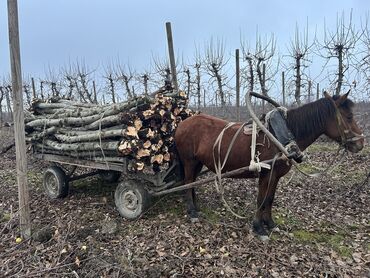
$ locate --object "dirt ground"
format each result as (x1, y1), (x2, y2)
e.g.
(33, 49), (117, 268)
(0, 126), (369, 277)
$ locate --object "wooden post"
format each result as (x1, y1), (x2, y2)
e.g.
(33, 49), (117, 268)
(316, 83), (320, 100)
(282, 71), (286, 106)
(40, 80), (44, 100)
(92, 80), (97, 103)
(308, 80), (312, 103)
(7, 0), (31, 239)
(235, 49), (240, 121)
(31, 77), (36, 99)
(165, 22), (178, 93)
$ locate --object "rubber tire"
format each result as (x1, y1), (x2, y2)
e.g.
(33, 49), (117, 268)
(98, 170), (121, 183)
(43, 166), (69, 199)
(114, 180), (151, 220)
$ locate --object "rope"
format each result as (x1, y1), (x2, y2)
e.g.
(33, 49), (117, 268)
(249, 121), (271, 172)
(294, 146), (347, 178)
(212, 122), (247, 219)
(212, 121), (270, 219)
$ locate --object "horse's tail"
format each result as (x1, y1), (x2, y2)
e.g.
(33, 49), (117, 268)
(172, 142), (185, 181)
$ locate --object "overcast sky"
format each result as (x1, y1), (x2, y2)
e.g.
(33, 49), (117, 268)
(1, 0), (369, 91)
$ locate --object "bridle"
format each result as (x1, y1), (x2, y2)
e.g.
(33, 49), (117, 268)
(332, 100), (364, 148)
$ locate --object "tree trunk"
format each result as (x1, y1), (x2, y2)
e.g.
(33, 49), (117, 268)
(336, 46), (344, 96)
(282, 71), (286, 106)
(294, 56), (302, 105)
(235, 49), (240, 121)
(195, 64), (201, 108)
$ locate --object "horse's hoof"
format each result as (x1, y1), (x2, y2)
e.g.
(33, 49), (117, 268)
(258, 235), (270, 242)
(190, 217), (199, 223)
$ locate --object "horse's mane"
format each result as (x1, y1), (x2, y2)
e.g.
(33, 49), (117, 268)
(286, 96), (354, 141)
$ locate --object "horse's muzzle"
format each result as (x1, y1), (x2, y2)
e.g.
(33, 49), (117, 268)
(345, 136), (365, 153)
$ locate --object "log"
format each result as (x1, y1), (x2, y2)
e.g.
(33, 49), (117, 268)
(42, 139), (119, 152)
(26, 126), (57, 142)
(54, 129), (123, 143)
(33, 146), (119, 159)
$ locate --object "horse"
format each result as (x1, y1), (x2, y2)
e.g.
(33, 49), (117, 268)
(174, 91), (364, 237)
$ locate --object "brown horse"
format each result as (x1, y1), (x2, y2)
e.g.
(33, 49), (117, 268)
(174, 92), (364, 237)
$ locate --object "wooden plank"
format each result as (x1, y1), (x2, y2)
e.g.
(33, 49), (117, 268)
(165, 22), (178, 92)
(152, 157), (283, 197)
(7, 0), (31, 239)
(35, 153), (126, 173)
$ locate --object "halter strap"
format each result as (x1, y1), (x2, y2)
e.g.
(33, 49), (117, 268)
(332, 100), (364, 146)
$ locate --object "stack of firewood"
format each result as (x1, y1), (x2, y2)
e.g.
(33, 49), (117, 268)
(25, 90), (195, 174)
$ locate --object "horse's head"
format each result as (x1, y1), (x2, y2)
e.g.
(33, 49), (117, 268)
(324, 91), (364, 153)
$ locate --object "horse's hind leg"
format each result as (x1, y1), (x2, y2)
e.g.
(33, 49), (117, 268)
(192, 163), (203, 212)
(183, 160), (203, 222)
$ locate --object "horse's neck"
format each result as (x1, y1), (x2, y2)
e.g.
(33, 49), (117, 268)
(286, 106), (328, 151)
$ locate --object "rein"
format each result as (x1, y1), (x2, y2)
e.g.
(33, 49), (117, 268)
(294, 145), (347, 178)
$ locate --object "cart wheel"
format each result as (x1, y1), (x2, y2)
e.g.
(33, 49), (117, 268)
(43, 166), (69, 199)
(98, 170), (121, 183)
(114, 180), (151, 219)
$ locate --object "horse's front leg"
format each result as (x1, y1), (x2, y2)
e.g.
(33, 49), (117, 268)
(253, 172), (279, 237)
(261, 176), (280, 231)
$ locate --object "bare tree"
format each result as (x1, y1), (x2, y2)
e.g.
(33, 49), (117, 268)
(253, 33), (277, 100)
(241, 44), (255, 93)
(241, 32), (278, 110)
(43, 67), (62, 98)
(4, 82), (13, 121)
(116, 64), (135, 100)
(288, 23), (314, 105)
(152, 55), (171, 89)
(318, 11), (360, 95)
(104, 63), (116, 103)
(357, 16), (370, 98)
(204, 38), (229, 108)
(141, 72), (150, 96)
(75, 62), (94, 103)
(39, 79), (44, 100)
(194, 49), (202, 108)
(23, 81), (32, 108)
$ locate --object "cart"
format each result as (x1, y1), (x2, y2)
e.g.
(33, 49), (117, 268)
(36, 152), (184, 220)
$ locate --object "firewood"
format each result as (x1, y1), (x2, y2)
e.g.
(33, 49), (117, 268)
(136, 149), (151, 158)
(134, 119), (143, 130)
(26, 89), (196, 174)
(143, 140), (151, 149)
(151, 154), (164, 164)
(163, 152), (171, 162)
(124, 126), (139, 138)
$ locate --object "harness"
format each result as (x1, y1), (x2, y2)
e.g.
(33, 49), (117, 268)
(332, 102), (364, 147)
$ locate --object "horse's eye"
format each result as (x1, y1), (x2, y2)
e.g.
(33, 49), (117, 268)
(347, 116), (353, 121)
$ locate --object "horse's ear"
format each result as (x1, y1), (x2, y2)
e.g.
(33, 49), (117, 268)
(323, 91), (331, 99)
(343, 89), (351, 99)
(335, 90), (351, 106)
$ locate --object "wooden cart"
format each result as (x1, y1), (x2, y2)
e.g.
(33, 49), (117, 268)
(36, 153), (183, 220)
